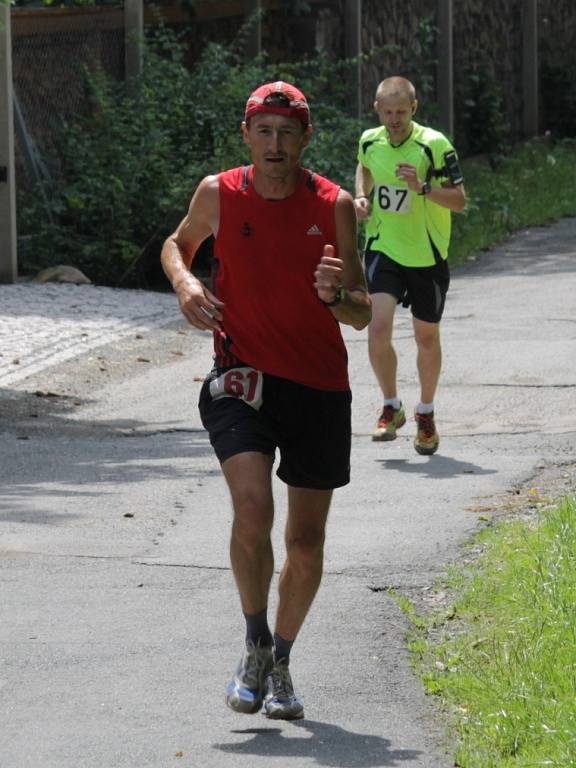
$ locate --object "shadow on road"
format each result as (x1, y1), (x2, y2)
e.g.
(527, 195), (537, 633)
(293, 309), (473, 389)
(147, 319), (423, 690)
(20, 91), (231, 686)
(455, 220), (576, 278)
(213, 719), (421, 766)
(0, 430), (217, 516)
(0, 506), (81, 525)
(377, 455), (496, 479)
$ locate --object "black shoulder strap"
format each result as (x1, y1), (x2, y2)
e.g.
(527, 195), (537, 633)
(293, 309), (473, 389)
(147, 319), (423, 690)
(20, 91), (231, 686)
(240, 165), (251, 191)
(305, 170), (317, 192)
(362, 138), (378, 155)
(415, 140), (436, 183)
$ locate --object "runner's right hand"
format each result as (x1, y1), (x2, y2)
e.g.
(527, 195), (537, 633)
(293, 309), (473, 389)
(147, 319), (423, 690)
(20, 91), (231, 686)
(353, 196), (371, 221)
(174, 276), (224, 331)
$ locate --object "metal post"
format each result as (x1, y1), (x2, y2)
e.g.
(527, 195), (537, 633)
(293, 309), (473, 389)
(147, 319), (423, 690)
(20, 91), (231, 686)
(437, 0), (454, 137)
(344, 0), (362, 118)
(522, 0), (539, 137)
(245, 0), (262, 59)
(124, 0), (143, 81)
(0, 5), (17, 283)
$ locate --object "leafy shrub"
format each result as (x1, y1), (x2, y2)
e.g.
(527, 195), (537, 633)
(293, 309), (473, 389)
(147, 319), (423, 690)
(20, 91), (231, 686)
(19, 26), (365, 286)
(411, 15), (439, 129)
(457, 64), (510, 158)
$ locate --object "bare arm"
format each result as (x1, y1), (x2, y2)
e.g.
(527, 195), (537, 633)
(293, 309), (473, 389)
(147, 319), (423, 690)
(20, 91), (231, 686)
(314, 189), (372, 331)
(396, 163), (467, 212)
(435, 180), (467, 212)
(160, 175), (224, 331)
(353, 163), (375, 221)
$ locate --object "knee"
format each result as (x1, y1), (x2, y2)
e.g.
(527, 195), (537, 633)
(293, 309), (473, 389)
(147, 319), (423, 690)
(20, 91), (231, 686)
(369, 319), (393, 346)
(415, 328), (440, 353)
(285, 528), (326, 571)
(232, 519), (271, 559)
(231, 491), (273, 550)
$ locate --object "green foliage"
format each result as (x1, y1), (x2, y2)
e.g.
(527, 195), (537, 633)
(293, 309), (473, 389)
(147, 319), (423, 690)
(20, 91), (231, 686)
(412, 15), (439, 128)
(19, 21), (576, 287)
(417, 496), (576, 766)
(19, 26), (363, 285)
(13, 0), (116, 7)
(457, 65), (509, 158)
(450, 138), (576, 266)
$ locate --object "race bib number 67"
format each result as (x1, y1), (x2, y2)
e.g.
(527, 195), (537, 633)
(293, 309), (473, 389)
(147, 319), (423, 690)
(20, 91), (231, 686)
(209, 366), (263, 411)
(376, 184), (411, 214)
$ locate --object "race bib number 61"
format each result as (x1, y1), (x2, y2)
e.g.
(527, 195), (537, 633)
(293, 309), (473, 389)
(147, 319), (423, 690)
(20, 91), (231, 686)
(376, 184), (411, 214)
(209, 366), (263, 411)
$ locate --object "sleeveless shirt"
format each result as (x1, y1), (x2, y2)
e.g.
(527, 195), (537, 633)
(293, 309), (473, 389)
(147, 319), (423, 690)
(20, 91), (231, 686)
(212, 165), (349, 391)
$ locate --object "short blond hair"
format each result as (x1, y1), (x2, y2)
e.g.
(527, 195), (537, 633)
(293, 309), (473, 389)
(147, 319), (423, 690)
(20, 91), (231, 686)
(375, 76), (416, 103)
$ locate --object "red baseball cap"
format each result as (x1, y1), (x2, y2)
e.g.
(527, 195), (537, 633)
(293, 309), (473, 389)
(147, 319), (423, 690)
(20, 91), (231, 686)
(245, 81), (311, 126)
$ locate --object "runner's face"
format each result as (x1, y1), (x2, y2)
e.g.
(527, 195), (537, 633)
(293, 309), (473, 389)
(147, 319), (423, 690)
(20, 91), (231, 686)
(374, 93), (416, 143)
(242, 113), (311, 179)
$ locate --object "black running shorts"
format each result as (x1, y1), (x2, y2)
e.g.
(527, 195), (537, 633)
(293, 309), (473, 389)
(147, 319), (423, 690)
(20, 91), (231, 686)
(364, 250), (450, 323)
(198, 365), (351, 489)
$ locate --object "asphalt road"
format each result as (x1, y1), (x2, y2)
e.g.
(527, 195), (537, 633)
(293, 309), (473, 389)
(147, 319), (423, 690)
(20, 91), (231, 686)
(1, 218), (575, 768)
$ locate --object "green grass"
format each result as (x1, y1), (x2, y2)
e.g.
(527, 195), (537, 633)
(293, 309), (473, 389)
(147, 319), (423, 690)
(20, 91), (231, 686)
(413, 496), (576, 766)
(450, 138), (576, 267)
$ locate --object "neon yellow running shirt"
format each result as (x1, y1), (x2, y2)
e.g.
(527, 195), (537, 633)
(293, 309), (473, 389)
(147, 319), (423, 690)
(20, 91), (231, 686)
(357, 121), (459, 267)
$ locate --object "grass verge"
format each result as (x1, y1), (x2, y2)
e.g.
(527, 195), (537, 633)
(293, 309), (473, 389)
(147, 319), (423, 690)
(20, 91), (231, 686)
(407, 494), (576, 767)
(450, 137), (576, 267)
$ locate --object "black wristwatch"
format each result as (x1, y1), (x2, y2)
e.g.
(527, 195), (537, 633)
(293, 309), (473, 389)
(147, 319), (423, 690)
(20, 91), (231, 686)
(418, 180), (431, 196)
(321, 286), (346, 307)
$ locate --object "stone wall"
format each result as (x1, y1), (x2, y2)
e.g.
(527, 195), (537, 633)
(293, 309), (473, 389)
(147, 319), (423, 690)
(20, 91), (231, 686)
(359, 0), (575, 145)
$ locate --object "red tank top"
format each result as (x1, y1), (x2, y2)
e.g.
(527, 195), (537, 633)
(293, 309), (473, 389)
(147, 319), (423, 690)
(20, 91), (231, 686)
(212, 165), (349, 391)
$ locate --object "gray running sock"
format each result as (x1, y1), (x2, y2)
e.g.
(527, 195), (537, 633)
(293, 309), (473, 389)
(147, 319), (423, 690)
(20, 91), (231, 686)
(273, 632), (294, 665)
(244, 608), (273, 648)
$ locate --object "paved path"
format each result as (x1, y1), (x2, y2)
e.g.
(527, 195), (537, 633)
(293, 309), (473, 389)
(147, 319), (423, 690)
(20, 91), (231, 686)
(0, 219), (575, 768)
(0, 283), (179, 386)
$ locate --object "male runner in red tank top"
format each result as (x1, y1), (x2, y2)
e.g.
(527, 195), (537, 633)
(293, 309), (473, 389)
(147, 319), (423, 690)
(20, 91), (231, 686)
(161, 81), (371, 720)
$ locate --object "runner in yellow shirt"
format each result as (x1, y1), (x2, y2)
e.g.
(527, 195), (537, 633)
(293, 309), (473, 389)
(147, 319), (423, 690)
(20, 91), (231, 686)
(355, 76), (466, 455)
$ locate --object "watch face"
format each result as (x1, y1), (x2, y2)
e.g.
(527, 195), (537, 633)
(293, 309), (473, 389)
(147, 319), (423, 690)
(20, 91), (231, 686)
(329, 289), (342, 305)
(324, 287), (344, 306)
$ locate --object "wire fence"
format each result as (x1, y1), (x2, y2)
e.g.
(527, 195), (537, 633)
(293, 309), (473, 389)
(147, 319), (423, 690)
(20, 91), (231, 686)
(13, 8), (125, 195)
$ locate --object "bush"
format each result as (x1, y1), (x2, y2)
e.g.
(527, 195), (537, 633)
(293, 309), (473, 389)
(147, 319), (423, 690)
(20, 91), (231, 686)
(19, 26), (365, 286)
(457, 64), (509, 158)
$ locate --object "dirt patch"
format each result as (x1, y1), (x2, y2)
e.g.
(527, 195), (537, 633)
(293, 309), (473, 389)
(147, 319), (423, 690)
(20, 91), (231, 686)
(0, 321), (207, 431)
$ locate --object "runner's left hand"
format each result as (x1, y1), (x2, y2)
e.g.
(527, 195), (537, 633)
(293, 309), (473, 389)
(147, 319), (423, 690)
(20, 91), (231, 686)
(396, 163), (422, 193)
(314, 244), (344, 304)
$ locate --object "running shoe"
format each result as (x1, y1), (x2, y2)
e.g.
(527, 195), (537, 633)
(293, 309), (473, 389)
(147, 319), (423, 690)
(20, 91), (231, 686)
(226, 641), (273, 714)
(372, 404), (406, 441)
(414, 410), (439, 455)
(263, 659), (304, 720)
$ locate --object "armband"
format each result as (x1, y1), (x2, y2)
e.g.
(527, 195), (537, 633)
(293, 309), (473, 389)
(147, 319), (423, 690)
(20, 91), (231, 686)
(443, 150), (464, 185)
